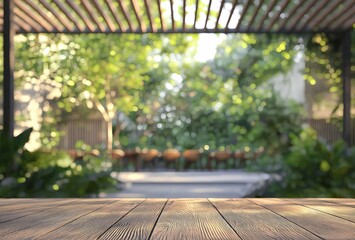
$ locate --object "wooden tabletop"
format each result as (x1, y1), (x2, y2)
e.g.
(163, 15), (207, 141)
(0, 198), (354, 239)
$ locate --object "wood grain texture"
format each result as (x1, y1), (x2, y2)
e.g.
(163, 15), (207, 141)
(210, 198), (320, 240)
(38, 199), (144, 240)
(251, 198), (355, 240)
(150, 199), (240, 240)
(0, 199), (113, 239)
(0, 199), (76, 223)
(99, 199), (166, 240)
(320, 198), (355, 208)
(286, 198), (355, 223)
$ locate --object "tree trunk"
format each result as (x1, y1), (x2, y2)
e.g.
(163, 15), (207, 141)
(113, 124), (121, 148)
(107, 119), (113, 151)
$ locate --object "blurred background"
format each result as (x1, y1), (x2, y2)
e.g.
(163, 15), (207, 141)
(1, 2), (354, 198)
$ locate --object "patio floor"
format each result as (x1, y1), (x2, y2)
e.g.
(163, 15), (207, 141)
(101, 170), (274, 198)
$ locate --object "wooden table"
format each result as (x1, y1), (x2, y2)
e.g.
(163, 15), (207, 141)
(0, 198), (354, 239)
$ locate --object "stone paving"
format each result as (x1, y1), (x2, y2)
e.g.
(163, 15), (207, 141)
(101, 170), (273, 198)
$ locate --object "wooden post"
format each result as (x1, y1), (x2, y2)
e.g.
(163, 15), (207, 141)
(3, 0), (15, 137)
(342, 30), (351, 145)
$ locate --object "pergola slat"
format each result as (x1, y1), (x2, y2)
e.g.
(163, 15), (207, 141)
(265, 0), (290, 31)
(255, 0), (278, 31)
(92, 0), (116, 32)
(130, 0), (146, 32)
(204, 0), (212, 29)
(39, 0), (74, 32)
(169, 0), (175, 31)
(329, 5), (355, 31)
(235, 0), (252, 31)
(296, 0), (330, 31)
(15, 0), (53, 32)
(81, 1), (106, 32)
(286, 0), (317, 31)
(318, 1), (354, 30)
(13, 15), (31, 32)
(193, 0), (199, 30)
(183, 0), (186, 31)
(224, 0), (238, 32)
(13, 7), (43, 32)
(144, 0), (156, 32)
(306, 0), (341, 31)
(66, 0), (95, 32)
(22, 0), (62, 32)
(247, 0), (265, 31)
(118, 0), (134, 32)
(215, 0), (225, 30)
(104, 0), (124, 32)
(277, 0), (305, 31)
(156, 0), (166, 32)
(53, 0), (83, 32)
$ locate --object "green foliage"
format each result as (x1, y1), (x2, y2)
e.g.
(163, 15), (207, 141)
(271, 128), (355, 197)
(0, 129), (118, 197)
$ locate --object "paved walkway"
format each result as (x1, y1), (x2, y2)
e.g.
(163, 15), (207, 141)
(101, 170), (273, 198)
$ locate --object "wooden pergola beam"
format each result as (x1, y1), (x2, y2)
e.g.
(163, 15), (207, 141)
(22, 0), (62, 32)
(16, 0), (53, 32)
(182, 0), (186, 31)
(224, 0), (238, 32)
(193, 0), (199, 30)
(329, 5), (355, 31)
(247, 0), (264, 31)
(318, 1), (354, 30)
(306, 0), (341, 31)
(3, 0), (15, 137)
(144, 0), (156, 32)
(157, 0), (166, 32)
(104, 0), (124, 32)
(81, 0), (106, 32)
(286, 0), (317, 31)
(92, 0), (116, 32)
(215, 0), (225, 30)
(118, 0), (133, 32)
(204, 0), (212, 29)
(53, 0), (83, 31)
(169, 0), (175, 31)
(39, 0), (74, 31)
(235, 0), (251, 31)
(13, 7), (42, 32)
(66, 0), (95, 32)
(278, 0), (305, 31)
(265, 0), (290, 31)
(130, 0), (146, 32)
(297, 0), (330, 31)
(342, 31), (351, 145)
(256, 0), (278, 31)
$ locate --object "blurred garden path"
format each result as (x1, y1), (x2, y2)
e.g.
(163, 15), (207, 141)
(100, 170), (274, 198)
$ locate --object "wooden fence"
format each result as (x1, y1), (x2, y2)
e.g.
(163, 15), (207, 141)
(57, 118), (355, 149)
(304, 118), (355, 145)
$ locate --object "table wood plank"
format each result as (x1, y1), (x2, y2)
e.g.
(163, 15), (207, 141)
(210, 198), (321, 240)
(150, 199), (240, 240)
(37, 199), (144, 239)
(320, 198), (355, 208)
(0, 199), (113, 239)
(99, 199), (167, 240)
(0, 199), (76, 223)
(286, 198), (355, 223)
(251, 198), (355, 240)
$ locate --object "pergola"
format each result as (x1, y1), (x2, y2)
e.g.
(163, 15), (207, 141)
(2, 0), (354, 144)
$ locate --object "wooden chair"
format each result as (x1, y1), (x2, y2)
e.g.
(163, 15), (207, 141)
(183, 149), (201, 170)
(140, 149), (160, 169)
(233, 150), (245, 168)
(208, 151), (231, 170)
(123, 149), (141, 171)
(162, 149), (181, 170)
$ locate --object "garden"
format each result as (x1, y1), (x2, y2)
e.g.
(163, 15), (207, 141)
(1, 31), (354, 198)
